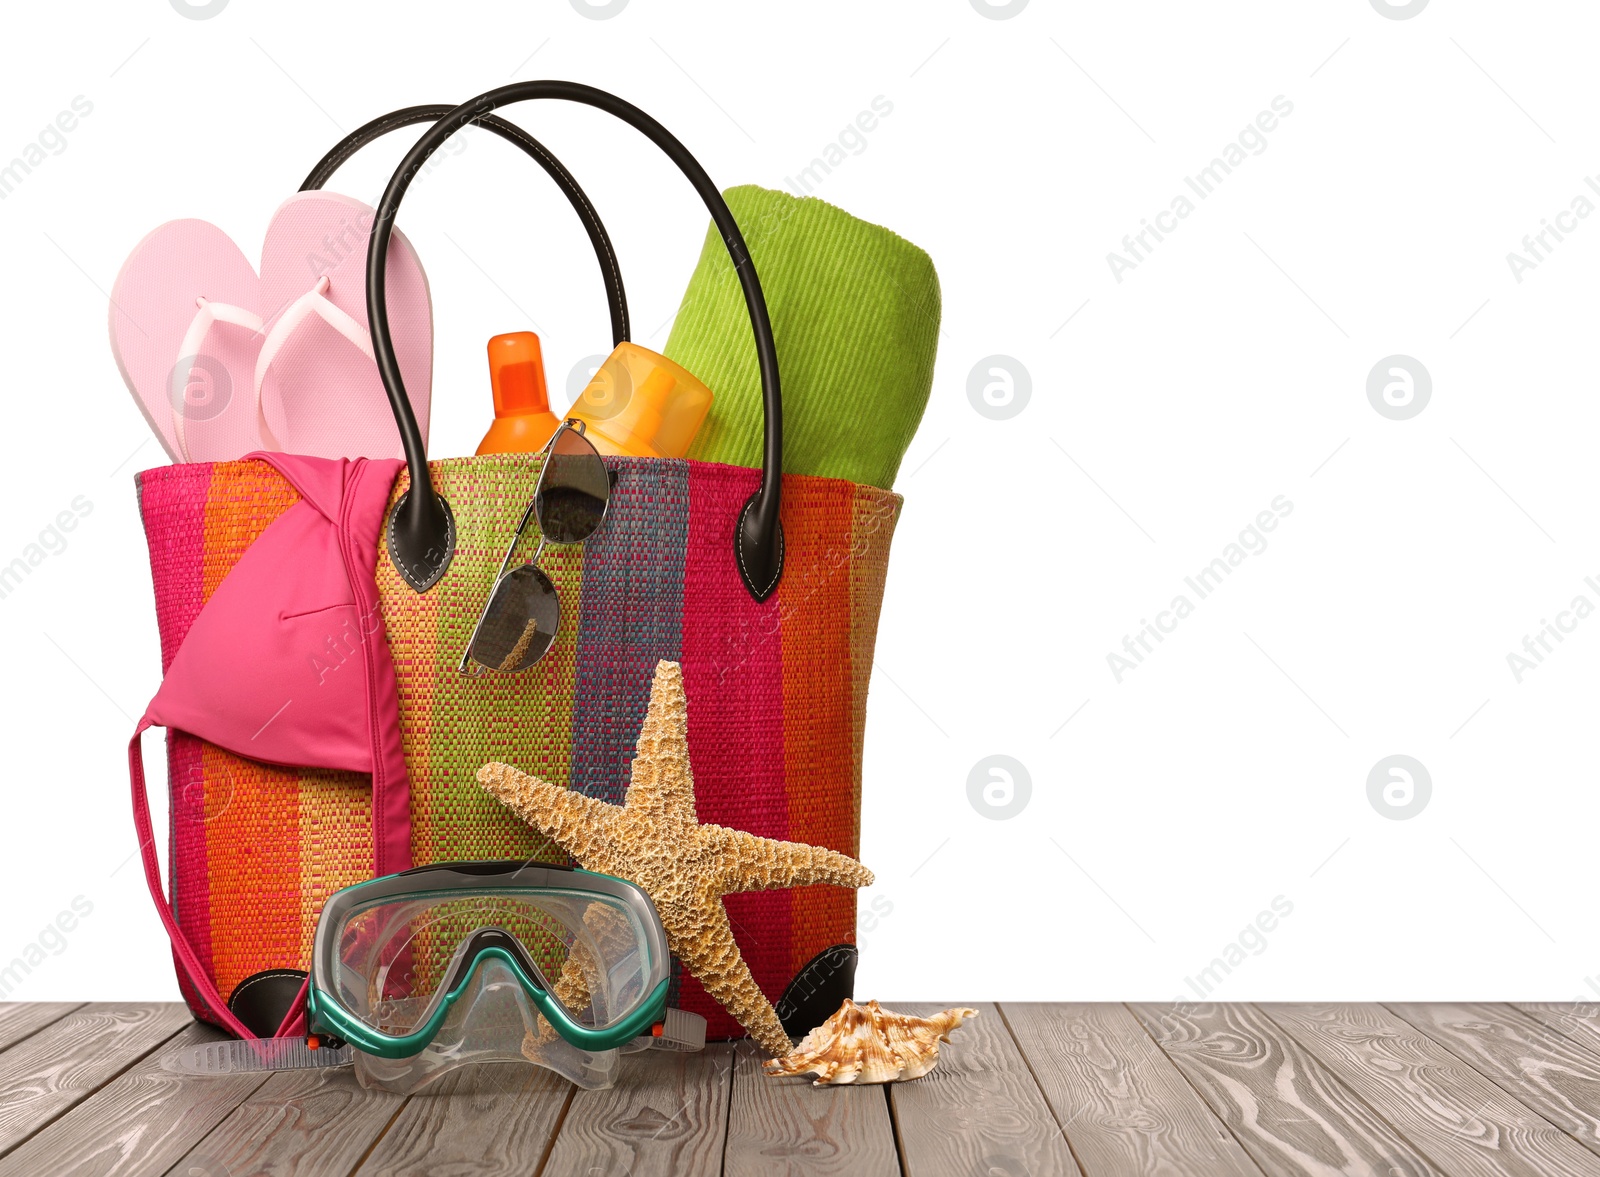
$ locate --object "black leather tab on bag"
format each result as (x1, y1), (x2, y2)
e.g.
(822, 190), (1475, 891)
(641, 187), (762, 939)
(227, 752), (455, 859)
(228, 968), (308, 1039)
(387, 489), (455, 592)
(736, 496), (784, 603)
(775, 944), (857, 1040)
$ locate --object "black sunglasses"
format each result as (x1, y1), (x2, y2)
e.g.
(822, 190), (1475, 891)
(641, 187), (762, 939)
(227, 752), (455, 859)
(459, 420), (611, 676)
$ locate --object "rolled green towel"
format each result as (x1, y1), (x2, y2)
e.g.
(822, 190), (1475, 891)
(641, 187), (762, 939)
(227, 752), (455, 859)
(666, 185), (940, 489)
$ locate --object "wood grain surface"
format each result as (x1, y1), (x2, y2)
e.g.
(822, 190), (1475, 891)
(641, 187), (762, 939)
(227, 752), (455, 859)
(1388, 1002), (1600, 1156)
(887, 1001), (1080, 1177)
(352, 1062), (571, 1176)
(0, 1004), (80, 1056)
(10, 1002), (1600, 1174)
(1131, 1002), (1441, 1176)
(0, 1021), (269, 1177)
(165, 1065), (407, 1177)
(1515, 1004), (1600, 1068)
(1001, 1002), (1259, 1177)
(543, 1044), (734, 1177)
(1263, 1002), (1600, 1177)
(724, 1040), (898, 1177)
(0, 1002), (190, 1156)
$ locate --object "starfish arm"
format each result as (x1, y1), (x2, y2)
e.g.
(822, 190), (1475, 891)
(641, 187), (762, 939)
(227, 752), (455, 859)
(477, 762), (613, 856)
(663, 894), (792, 1057)
(620, 661), (700, 825)
(702, 826), (875, 894)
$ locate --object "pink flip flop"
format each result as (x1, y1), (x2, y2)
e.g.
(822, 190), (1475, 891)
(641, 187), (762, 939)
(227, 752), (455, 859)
(109, 191), (432, 463)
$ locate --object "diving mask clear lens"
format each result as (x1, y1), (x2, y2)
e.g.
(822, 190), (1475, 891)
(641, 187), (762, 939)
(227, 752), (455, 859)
(351, 955), (621, 1093)
(308, 861), (673, 1090)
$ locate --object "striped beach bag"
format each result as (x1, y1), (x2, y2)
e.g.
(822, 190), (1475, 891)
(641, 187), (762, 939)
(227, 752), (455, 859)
(130, 84), (901, 1041)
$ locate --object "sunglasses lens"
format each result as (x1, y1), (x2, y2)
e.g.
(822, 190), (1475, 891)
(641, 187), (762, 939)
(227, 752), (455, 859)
(468, 564), (560, 673)
(536, 427), (609, 545)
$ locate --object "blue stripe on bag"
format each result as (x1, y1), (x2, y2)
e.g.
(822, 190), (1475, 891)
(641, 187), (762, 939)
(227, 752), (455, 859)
(566, 457), (692, 803)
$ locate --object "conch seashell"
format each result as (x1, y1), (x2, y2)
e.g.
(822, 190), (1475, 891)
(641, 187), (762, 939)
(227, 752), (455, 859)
(762, 999), (977, 1086)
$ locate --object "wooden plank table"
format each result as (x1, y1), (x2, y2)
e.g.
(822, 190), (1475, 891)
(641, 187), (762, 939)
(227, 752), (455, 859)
(6, 1003), (1600, 1175)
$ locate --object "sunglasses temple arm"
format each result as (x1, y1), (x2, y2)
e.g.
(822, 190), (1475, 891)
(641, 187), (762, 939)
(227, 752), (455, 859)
(484, 500), (540, 586)
(458, 517), (549, 677)
(459, 428), (579, 677)
(459, 523), (524, 676)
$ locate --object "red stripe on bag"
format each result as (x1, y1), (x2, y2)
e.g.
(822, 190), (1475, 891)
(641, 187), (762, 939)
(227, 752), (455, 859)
(678, 464), (791, 1038)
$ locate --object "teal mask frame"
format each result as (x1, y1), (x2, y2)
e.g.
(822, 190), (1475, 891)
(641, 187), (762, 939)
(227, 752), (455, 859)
(305, 860), (672, 1059)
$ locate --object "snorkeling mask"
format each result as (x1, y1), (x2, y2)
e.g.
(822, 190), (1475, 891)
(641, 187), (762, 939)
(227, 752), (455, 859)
(306, 860), (693, 1092)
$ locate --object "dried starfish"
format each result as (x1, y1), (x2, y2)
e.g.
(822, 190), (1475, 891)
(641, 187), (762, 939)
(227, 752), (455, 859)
(478, 659), (874, 1057)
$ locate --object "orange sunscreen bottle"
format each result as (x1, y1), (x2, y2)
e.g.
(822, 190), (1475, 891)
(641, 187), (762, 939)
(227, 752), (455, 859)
(476, 332), (562, 455)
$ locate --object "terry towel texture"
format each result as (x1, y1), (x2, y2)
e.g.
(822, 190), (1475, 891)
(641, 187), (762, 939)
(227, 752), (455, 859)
(666, 185), (940, 489)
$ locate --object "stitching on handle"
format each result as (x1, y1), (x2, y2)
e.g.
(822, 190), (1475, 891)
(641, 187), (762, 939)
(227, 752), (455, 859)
(229, 968), (307, 1005)
(387, 490), (456, 592)
(736, 497), (784, 600)
(491, 121), (629, 340)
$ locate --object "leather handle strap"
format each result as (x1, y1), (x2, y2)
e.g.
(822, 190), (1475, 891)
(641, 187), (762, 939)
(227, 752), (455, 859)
(302, 104), (629, 346)
(369, 82), (784, 601)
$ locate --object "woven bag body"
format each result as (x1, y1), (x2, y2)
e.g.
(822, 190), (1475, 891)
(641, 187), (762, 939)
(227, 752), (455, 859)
(138, 453), (899, 1038)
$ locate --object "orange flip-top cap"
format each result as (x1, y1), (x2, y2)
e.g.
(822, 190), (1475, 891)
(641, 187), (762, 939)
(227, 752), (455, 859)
(488, 331), (550, 415)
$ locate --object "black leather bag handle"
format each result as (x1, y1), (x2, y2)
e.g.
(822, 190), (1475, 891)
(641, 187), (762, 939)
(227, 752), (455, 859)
(368, 81), (784, 603)
(300, 104), (628, 346)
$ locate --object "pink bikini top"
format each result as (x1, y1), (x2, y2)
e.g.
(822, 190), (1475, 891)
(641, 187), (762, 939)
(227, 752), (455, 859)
(128, 452), (409, 1039)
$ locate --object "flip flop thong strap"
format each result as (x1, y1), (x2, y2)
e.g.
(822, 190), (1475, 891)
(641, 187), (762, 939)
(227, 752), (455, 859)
(172, 297), (265, 462)
(251, 276), (378, 453)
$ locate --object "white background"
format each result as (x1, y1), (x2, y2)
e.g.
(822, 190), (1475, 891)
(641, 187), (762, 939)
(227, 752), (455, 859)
(1, 0), (1595, 1005)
